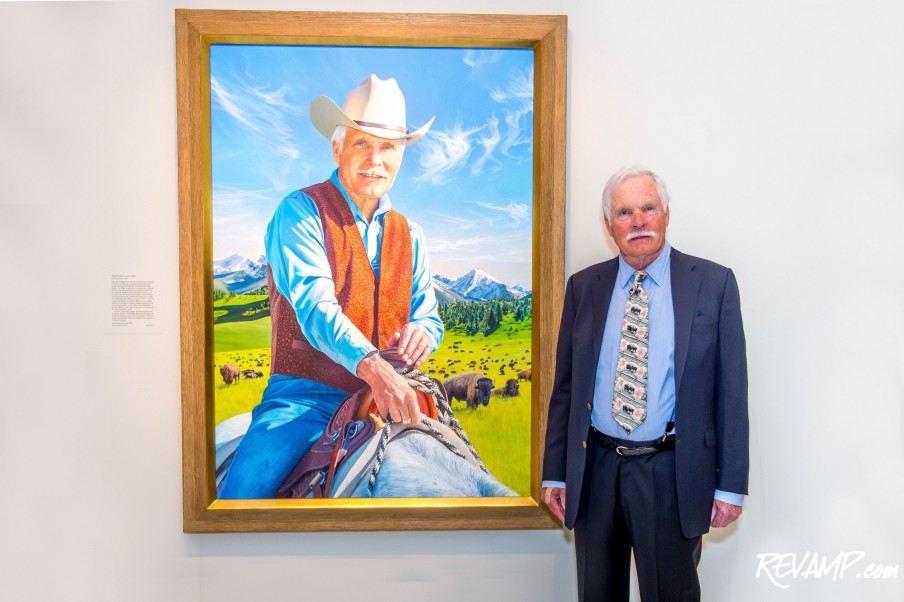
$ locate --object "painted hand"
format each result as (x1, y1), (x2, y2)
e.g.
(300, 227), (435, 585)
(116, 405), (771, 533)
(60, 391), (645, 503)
(388, 323), (433, 367)
(357, 351), (421, 424)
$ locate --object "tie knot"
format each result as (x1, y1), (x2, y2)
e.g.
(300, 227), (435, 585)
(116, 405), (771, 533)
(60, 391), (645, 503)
(631, 271), (647, 297)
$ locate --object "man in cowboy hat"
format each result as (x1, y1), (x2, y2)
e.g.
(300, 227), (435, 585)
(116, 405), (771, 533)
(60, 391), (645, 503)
(219, 75), (443, 499)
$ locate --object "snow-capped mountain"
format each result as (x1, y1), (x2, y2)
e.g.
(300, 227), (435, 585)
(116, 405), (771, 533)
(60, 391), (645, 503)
(431, 276), (473, 304)
(213, 253), (268, 278)
(213, 253), (268, 293)
(435, 268), (529, 302)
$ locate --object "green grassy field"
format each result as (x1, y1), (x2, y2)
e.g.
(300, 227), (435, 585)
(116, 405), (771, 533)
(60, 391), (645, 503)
(447, 384), (531, 495)
(214, 294), (269, 322)
(212, 304), (532, 495)
(214, 319), (272, 353)
(420, 313), (532, 495)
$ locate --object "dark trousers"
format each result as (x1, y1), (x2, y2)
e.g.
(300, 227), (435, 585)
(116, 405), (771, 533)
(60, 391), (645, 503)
(574, 440), (702, 602)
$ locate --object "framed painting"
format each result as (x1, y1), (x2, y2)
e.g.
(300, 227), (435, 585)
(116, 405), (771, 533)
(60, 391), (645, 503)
(176, 9), (566, 532)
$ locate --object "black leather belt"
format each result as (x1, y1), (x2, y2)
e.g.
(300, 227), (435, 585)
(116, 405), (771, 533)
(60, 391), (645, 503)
(589, 425), (676, 457)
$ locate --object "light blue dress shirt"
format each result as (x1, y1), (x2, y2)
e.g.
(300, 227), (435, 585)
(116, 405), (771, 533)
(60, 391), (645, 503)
(593, 243), (676, 440)
(265, 169), (444, 374)
(544, 243), (744, 506)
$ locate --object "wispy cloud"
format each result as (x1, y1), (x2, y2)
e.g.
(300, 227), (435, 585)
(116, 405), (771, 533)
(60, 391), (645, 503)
(429, 198), (530, 238)
(438, 214), (480, 230)
(463, 49), (502, 69)
(505, 108), (535, 157)
(212, 185), (274, 206)
(414, 66), (534, 182)
(429, 232), (529, 263)
(414, 123), (481, 185)
(488, 67), (534, 158)
(212, 185), (276, 259)
(489, 66), (534, 108)
(472, 199), (530, 227)
(210, 75), (303, 159)
(470, 116), (503, 174)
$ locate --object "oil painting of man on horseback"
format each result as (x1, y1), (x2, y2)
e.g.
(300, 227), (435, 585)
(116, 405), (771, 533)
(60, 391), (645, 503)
(209, 46), (535, 501)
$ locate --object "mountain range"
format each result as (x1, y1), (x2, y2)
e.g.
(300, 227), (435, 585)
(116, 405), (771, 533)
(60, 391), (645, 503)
(213, 253), (268, 294)
(212, 254), (530, 302)
(433, 268), (529, 304)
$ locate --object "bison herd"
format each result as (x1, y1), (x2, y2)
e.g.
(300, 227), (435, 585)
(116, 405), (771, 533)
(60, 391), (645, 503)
(442, 373), (525, 409)
(219, 363), (265, 385)
(217, 345), (529, 412)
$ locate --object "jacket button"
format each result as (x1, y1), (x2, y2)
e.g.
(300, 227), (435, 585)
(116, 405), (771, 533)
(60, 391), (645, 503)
(582, 440), (587, 448)
(587, 403), (592, 410)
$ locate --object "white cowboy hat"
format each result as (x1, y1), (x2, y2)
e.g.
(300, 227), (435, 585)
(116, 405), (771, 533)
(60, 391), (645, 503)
(310, 74), (434, 144)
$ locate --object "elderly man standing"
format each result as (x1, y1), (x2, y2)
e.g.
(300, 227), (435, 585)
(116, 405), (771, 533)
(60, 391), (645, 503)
(541, 166), (748, 601)
(219, 75), (443, 499)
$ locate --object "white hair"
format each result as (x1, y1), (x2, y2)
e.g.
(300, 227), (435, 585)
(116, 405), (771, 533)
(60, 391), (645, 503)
(331, 124), (406, 157)
(601, 166), (671, 220)
(331, 125), (348, 150)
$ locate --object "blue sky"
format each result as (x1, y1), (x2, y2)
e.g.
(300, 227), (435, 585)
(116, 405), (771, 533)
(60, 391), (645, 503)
(209, 44), (534, 288)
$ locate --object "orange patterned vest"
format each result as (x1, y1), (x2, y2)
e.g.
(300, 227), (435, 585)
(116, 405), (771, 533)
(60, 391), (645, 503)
(269, 180), (413, 393)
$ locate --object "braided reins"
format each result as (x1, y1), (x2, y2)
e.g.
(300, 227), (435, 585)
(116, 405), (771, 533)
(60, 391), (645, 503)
(365, 364), (487, 497)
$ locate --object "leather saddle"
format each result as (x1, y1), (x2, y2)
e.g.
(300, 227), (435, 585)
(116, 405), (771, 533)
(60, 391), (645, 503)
(275, 349), (440, 499)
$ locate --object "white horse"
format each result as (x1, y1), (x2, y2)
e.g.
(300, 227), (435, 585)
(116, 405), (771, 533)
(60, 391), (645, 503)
(352, 429), (516, 497)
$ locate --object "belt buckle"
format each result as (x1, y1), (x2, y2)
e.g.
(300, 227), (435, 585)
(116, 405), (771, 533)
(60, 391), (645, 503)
(616, 445), (654, 457)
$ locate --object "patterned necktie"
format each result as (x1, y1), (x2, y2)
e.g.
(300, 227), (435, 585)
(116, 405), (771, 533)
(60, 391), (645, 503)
(612, 271), (649, 433)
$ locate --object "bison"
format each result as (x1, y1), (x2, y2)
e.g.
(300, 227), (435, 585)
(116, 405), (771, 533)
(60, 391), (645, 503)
(220, 363), (241, 385)
(242, 369), (264, 379)
(492, 378), (520, 397)
(443, 372), (495, 409)
(517, 369), (532, 382)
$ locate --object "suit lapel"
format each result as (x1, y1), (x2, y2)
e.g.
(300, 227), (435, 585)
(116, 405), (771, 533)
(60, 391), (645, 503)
(670, 249), (700, 395)
(590, 259), (619, 370)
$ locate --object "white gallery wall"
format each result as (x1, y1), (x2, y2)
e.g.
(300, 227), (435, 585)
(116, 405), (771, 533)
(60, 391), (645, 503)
(1, 1), (901, 601)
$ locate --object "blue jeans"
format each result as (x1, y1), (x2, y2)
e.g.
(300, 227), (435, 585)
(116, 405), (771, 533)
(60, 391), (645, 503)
(218, 375), (347, 499)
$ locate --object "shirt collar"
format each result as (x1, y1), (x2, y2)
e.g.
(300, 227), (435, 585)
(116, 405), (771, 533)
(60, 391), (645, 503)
(617, 241), (671, 289)
(330, 169), (393, 222)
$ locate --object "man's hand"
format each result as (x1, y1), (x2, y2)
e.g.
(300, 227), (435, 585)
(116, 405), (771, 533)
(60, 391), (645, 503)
(388, 323), (433, 367)
(541, 486), (566, 523)
(710, 499), (743, 528)
(356, 351), (421, 424)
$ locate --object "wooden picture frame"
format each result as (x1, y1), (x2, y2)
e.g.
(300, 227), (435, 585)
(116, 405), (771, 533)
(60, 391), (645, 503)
(176, 9), (566, 533)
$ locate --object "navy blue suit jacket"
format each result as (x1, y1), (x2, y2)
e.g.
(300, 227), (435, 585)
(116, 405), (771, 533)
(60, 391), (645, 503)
(542, 248), (749, 537)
